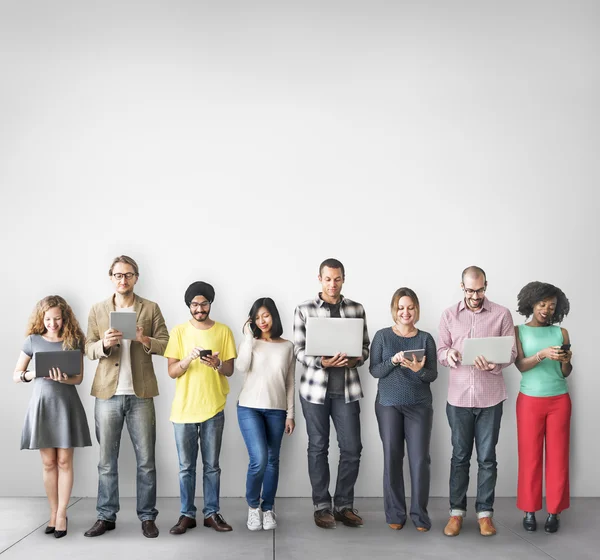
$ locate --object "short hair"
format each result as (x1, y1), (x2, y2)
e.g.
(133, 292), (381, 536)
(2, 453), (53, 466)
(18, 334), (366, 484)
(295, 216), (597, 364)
(319, 258), (345, 278)
(516, 281), (570, 324)
(109, 255), (139, 277)
(184, 281), (215, 307)
(462, 265), (487, 282)
(247, 297), (284, 339)
(390, 287), (420, 323)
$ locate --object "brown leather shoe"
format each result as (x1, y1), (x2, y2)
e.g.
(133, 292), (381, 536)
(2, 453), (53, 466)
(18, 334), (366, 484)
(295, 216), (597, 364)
(443, 515), (463, 537)
(314, 508), (337, 529)
(334, 508), (363, 527)
(84, 520), (116, 537)
(388, 523), (404, 530)
(203, 513), (232, 532)
(141, 520), (159, 538)
(170, 515), (197, 535)
(478, 517), (497, 536)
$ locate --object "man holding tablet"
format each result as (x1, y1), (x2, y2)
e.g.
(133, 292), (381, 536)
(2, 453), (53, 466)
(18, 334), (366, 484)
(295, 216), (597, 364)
(437, 266), (516, 538)
(84, 255), (169, 539)
(294, 258), (370, 529)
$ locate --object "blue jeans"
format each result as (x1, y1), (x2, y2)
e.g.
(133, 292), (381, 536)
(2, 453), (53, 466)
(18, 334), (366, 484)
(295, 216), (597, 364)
(94, 395), (157, 522)
(173, 411), (225, 518)
(300, 395), (362, 511)
(237, 405), (286, 511)
(446, 402), (503, 515)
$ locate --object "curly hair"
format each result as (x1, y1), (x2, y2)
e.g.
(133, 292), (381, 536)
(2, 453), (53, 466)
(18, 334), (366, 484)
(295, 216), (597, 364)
(26, 295), (85, 350)
(516, 281), (570, 324)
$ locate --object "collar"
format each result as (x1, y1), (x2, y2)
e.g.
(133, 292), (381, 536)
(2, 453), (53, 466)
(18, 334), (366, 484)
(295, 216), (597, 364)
(315, 293), (345, 308)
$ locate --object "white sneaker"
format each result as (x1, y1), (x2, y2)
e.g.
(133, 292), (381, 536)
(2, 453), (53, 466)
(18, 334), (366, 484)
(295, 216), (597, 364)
(247, 507), (262, 531)
(263, 510), (277, 530)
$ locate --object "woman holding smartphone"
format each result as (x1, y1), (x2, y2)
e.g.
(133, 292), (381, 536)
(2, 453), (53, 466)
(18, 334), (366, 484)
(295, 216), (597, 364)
(13, 295), (92, 539)
(236, 297), (295, 531)
(369, 288), (438, 532)
(514, 282), (572, 534)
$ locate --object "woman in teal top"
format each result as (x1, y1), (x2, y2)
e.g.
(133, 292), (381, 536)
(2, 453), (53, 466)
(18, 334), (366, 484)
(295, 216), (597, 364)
(514, 282), (572, 534)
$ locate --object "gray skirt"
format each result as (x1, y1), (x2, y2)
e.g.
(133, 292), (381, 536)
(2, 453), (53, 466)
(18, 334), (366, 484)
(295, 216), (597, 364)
(21, 378), (92, 449)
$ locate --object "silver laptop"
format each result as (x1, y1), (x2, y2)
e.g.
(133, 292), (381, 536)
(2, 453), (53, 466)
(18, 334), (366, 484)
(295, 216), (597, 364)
(461, 336), (514, 366)
(305, 317), (364, 357)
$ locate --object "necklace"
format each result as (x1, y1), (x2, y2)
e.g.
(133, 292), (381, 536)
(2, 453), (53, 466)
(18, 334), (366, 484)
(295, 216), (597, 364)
(393, 325), (417, 338)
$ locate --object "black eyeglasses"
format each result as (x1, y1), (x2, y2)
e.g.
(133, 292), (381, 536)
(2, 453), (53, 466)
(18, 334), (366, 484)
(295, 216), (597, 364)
(190, 301), (211, 310)
(112, 272), (137, 280)
(464, 287), (486, 296)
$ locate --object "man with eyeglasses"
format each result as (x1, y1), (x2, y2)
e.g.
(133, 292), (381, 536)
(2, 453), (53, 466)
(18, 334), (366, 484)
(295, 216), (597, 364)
(164, 281), (237, 534)
(437, 266), (516, 538)
(84, 255), (169, 539)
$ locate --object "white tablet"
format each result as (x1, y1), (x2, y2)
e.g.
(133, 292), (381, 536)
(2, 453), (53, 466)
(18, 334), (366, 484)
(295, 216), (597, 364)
(305, 317), (364, 357)
(109, 311), (137, 340)
(461, 336), (514, 366)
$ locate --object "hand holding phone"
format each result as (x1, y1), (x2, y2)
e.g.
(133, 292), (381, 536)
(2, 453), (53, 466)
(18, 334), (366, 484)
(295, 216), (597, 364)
(199, 349), (212, 358)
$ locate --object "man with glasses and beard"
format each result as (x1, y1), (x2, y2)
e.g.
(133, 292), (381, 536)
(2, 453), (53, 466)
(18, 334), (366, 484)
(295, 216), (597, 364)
(84, 255), (169, 539)
(164, 281), (237, 534)
(437, 266), (516, 538)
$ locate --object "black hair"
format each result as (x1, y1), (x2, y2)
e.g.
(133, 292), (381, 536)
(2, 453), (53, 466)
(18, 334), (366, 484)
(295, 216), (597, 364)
(516, 281), (570, 324)
(319, 258), (345, 278)
(184, 281), (215, 307)
(462, 265), (487, 282)
(247, 297), (283, 339)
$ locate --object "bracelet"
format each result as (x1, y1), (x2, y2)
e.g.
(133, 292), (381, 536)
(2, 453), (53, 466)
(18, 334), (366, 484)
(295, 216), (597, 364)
(20, 371), (31, 383)
(535, 351), (543, 363)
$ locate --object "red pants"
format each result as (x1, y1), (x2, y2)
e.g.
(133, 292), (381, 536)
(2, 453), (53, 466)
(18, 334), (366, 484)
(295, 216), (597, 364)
(516, 392), (571, 513)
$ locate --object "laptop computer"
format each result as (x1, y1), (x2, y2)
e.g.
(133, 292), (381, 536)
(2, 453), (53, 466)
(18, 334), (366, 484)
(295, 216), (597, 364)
(305, 317), (364, 357)
(35, 350), (83, 377)
(461, 336), (514, 366)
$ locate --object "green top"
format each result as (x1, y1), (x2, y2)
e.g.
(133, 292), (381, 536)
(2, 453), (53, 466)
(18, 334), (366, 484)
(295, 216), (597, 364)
(517, 324), (568, 397)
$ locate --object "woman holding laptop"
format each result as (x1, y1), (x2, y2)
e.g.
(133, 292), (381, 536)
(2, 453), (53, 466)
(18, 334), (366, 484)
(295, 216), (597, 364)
(13, 295), (91, 539)
(236, 297), (295, 531)
(369, 288), (438, 532)
(515, 282), (572, 534)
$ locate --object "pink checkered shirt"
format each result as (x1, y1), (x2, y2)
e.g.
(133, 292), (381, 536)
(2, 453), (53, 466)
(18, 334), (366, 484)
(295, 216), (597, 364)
(437, 297), (517, 408)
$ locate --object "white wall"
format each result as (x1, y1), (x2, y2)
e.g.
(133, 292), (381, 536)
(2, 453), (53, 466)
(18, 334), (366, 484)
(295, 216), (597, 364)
(1, 1), (598, 499)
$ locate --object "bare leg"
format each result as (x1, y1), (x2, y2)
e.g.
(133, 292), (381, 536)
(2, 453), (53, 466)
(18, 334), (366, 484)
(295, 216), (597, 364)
(56, 448), (74, 531)
(39, 449), (58, 527)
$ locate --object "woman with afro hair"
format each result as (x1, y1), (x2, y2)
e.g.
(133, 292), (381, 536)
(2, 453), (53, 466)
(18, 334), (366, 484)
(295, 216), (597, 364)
(514, 281), (572, 534)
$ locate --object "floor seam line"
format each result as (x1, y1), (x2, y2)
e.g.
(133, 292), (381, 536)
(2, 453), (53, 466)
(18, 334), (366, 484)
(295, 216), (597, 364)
(495, 520), (560, 560)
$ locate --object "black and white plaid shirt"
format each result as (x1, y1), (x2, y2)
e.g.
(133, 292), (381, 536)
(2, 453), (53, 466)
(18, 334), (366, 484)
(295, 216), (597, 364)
(293, 293), (370, 405)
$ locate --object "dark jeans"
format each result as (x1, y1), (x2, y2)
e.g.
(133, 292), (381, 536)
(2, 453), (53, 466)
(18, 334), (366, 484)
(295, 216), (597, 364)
(173, 411), (225, 518)
(237, 405), (286, 511)
(375, 401), (433, 528)
(300, 395), (362, 511)
(446, 401), (503, 515)
(94, 395), (157, 522)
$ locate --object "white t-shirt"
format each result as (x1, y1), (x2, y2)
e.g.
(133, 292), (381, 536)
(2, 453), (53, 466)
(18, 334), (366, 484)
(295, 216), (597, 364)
(114, 306), (135, 396)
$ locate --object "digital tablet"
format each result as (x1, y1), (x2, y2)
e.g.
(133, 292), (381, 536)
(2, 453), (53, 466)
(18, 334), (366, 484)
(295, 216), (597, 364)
(35, 350), (83, 377)
(305, 317), (364, 357)
(109, 311), (137, 340)
(462, 336), (514, 366)
(402, 349), (425, 361)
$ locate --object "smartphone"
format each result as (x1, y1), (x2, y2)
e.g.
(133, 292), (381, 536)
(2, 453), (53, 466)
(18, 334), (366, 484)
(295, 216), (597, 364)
(199, 349), (212, 358)
(560, 344), (571, 352)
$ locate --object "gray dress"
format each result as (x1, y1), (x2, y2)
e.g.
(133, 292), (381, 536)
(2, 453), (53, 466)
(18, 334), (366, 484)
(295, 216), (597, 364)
(20, 335), (92, 449)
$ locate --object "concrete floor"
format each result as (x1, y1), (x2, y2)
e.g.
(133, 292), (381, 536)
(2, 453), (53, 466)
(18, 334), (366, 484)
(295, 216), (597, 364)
(0, 497), (597, 559)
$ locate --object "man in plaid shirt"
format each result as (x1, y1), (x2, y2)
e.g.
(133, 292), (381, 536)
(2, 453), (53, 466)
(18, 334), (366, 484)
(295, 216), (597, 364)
(294, 258), (370, 529)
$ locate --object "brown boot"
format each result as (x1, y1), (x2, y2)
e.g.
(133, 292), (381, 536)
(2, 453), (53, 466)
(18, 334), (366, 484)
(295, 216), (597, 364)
(478, 517), (497, 536)
(443, 515), (463, 537)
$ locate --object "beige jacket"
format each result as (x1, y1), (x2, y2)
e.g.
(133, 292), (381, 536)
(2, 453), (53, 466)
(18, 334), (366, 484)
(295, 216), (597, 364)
(85, 294), (169, 399)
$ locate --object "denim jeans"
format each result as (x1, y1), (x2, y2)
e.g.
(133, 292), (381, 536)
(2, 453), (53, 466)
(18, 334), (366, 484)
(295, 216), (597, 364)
(300, 395), (362, 511)
(173, 410), (225, 518)
(237, 405), (286, 511)
(446, 401), (503, 515)
(94, 395), (157, 522)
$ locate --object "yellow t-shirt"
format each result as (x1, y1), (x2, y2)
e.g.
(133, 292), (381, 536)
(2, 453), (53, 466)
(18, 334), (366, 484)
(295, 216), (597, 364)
(165, 321), (237, 423)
